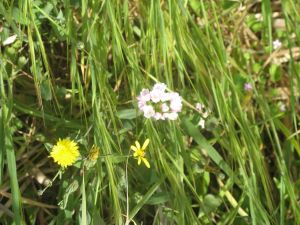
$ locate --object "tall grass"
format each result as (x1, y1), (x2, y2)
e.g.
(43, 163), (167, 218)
(0, 0), (299, 224)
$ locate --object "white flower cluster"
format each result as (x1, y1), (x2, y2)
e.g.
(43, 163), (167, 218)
(196, 103), (209, 129)
(273, 39), (282, 50)
(137, 83), (182, 120)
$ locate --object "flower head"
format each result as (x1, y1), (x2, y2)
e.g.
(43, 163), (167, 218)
(137, 89), (151, 102)
(161, 103), (169, 112)
(170, 98), (182, 112)
(130, 139), (150, 168)
(273, 39), (282, 50)
(142, 105), (155, 118)
(50, 138), (80, 168)
(137, 83), (182, 120)
(244, 83), (253, 91)
(198, 118), (205, 129)
(195, 102), (210, 129)
(195, 103), (204, 112)
(279, 102), (286, 112)
(154, 112), (163, 120)
(164, 112), (178, 120)
(150, 89), (162, 103)
(153, 83), (167, 92)
(88, 145), (100, 161)
(160, 92), (172, 102)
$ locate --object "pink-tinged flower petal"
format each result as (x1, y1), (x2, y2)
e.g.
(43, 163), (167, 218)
(154, 112), (163, 120)
(169, 92), (180, 101)
(160, 92), (172, 102)
(169, 112), (179, 120)
(143, 105), (155, 118)
(244, 83), (253, 91)
(170, 104), (182, 113)
(170, 98), (182, 112)
(164, 112), (178, 120)
(273, 39), (282, 50)
(138, 101), (146, 110)
(150, 89), (162, 103)
(161, 103), (169, 112)
(153, 83), (167, 92)
(138, 88), (151, 101)
(140, 88), (150, 95)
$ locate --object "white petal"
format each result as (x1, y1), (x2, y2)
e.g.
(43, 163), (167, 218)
(3, 35), (17, 46)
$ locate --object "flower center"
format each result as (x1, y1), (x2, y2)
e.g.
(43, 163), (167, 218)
(136, 149), (145, 157)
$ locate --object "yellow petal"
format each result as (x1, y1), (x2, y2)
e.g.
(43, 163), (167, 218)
(142, 158), (150, 168)
(133, 152), (138, 157)
(130, 145), (137, 152)
(138, 158), (141, 165)
(135, 141), (141, 149)
(142, 139), (150, 150)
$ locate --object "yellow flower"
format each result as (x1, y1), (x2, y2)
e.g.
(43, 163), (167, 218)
(130, 139), (150, 168)
(50, 138), (80, 168)
(88, 145), (100, 161)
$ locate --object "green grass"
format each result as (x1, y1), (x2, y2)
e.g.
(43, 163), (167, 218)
(0, 0), (300, 224)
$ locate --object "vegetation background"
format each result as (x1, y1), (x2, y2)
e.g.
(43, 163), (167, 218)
(0, 0), (300, 224)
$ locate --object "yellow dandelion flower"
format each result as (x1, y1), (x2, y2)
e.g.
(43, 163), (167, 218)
(130, 139), (150, 168)
(88, 145), (100, 161)
(50, 138), (80, 168)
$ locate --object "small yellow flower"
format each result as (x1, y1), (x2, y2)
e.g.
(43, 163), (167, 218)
(130, 139), (150, 168)
(88, 145), (100, 161)
(50, 138), (80, 168)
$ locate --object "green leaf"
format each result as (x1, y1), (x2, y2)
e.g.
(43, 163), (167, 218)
(189, 0), (201, 15)
(1, 105), (24, 224)
(116, 109), (140, 120)
(146, 192), (171, 205)
(203, 194), (222, 213)
(182, 118), (235, 179)
(129, 178), (164, 220)
(222, 0), (239, 10)
(41, 78), (52, 101)
(269, 64), (282, 82)
(12, 7), (28, 25)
